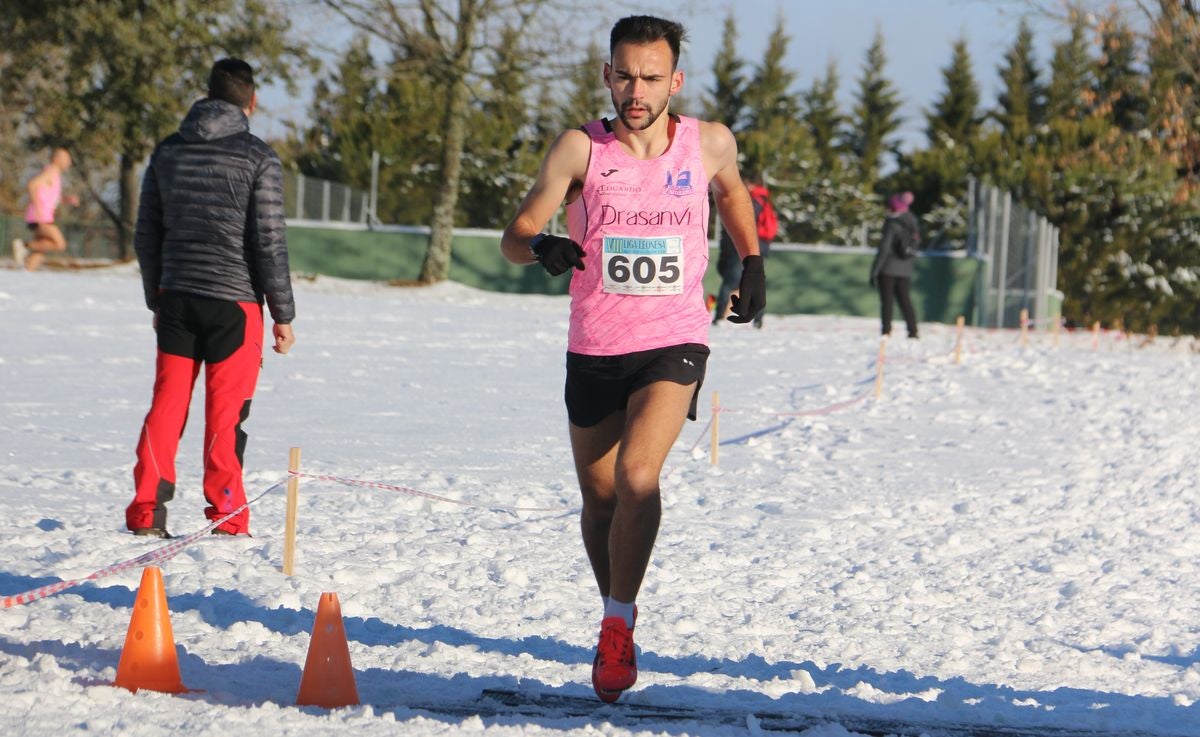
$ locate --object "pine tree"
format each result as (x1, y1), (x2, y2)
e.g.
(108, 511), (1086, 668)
(283, 37), (380, 184)
(558, 41), (607, 129)
(704, 12), (746, 130)
(849, 28), (903, 188)
(369, 52), (444, 226)
(743, 12), (801, 135)
(1094, 10), (1149, 132)
(740, 11), (806, 182)
(1046, 11), (1094, 121)
(925, 38), (982, 148)
(995, 18), (1045, 143)
(458, 26), (539, 229)
(803, 60), (845, 172)
(1146, 0), (1199, 189)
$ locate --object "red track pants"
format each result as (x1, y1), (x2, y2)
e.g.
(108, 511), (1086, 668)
(127, 292), (263, 534)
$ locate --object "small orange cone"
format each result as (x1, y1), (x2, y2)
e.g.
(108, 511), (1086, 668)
(295, 592), (359, 708)
(113, 566), (186, 694)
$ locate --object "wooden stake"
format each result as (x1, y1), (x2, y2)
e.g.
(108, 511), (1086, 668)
(874, 338), (887, 399)
(1019, 308), (1029, 347)
(710, 391), (719, 467)
(283, 447), (301, 576)
(1141, 324), (1158, 349)
(954, 315), (965, 364)
(1091, 321), (1101, 352)
(1052, 317), (1060, 348)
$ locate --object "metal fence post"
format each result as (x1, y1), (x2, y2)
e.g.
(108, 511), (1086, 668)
(369, 150), (380, 227)
(994, 191), (1012, 328)
(979, 185), (999, 327)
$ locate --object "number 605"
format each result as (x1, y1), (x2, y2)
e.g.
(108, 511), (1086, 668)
(607, 255), (680, 284)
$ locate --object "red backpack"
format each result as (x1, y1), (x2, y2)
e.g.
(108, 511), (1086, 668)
(749, 186), (778, 241)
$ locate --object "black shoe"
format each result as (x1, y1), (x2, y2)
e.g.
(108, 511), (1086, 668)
(132, 527), (171, 539)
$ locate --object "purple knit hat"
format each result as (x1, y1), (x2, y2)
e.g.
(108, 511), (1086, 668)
(887, 193), (910, 213)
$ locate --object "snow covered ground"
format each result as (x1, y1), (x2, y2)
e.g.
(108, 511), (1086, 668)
(0, 263), (1198, 736)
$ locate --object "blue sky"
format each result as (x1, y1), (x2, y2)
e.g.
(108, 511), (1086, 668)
(254, 0), (1066, 151)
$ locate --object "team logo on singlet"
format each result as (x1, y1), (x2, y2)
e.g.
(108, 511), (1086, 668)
(664, 168), (694, 197)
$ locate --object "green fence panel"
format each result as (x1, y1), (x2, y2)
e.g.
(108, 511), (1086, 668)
(287, 225), (984, 325)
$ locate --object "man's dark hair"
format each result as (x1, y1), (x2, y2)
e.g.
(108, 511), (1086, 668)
(609, 16), (686, 69)
(207, 58), (255, 109)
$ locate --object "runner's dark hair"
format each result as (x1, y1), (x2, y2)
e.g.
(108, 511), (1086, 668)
(609, 16), (686, 69)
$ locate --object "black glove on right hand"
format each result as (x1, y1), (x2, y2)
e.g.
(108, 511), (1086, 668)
(531, 234), (586, 276)
(727, 255), (766, 324)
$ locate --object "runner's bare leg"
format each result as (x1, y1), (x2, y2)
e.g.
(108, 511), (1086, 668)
(571, 380), (695, 603)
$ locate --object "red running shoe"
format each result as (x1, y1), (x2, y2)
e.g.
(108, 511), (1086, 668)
(591, 616), (637, 702)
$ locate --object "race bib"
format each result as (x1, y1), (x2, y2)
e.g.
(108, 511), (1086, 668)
(601, 235), (684, 295)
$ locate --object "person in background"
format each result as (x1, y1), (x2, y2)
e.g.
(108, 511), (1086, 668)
(13, 148), (79, 271)
(869, 191), (920, 339)
(126, 58), (296, 539)
(745, 175), (775, 328)
(712, 214), (746, 324)
(713, 174), (775, 328)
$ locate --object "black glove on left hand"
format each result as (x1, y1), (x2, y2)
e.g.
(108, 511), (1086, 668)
(530, 234), (586, 276)
(727, 255), (766, 324)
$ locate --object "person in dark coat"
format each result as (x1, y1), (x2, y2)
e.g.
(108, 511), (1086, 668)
(869, 191), (920, 339)
(713, 178), (770, 327)
(127, 58), (296, 538)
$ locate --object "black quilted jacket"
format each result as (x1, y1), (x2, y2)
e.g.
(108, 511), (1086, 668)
(870, 211), (918, 281)
(135, 98), (295, 324)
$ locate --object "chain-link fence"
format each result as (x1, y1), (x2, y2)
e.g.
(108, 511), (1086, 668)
(966, 179), (1062, 329)
(283, 170), (371, 225)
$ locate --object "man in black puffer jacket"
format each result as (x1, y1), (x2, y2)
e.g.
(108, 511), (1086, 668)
(127, 58), (296, 538)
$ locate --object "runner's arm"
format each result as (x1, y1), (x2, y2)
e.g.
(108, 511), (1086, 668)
(702, 121), (760, 261)
(501, 129), (590, 265)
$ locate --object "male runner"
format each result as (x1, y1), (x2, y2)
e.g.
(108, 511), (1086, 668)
(14, 148), (79, 271)
(500, 15), (765, 702)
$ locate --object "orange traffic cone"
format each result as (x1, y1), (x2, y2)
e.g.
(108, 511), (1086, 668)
(113, 566), (186, 694)
(295, 592), (359, 708)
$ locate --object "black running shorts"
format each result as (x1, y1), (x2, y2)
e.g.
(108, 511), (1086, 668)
(564, 343), (710, 428)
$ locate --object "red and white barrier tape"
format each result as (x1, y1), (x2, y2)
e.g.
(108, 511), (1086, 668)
(758, 389), (872, 417)
(289, 471), (564, 513)
(2, 480), (285, 609)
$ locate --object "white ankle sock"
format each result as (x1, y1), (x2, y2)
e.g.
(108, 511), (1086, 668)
(604, 597), (635, 629)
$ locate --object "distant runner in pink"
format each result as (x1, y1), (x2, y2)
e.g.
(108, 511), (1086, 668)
(24, 166), (61, 225)
(565, 116), (710, 355)
(16, 148), (76, 270)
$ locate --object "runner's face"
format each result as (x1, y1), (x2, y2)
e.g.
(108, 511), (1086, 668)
(604, 40), (681, 131)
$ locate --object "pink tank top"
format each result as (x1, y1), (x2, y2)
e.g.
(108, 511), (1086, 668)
(25, 168), (61, 225)
(565, 116), (710, 355)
